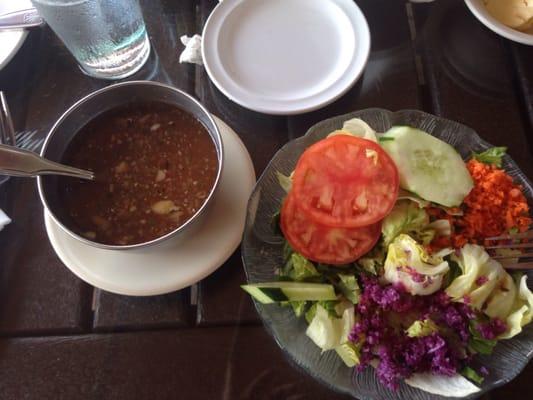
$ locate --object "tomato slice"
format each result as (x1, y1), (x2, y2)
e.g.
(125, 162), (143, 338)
(292, 135), (399, 228)
(280, 193), (381, 265)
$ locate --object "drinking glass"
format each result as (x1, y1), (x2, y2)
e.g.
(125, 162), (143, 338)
(31, 0), (151, 80)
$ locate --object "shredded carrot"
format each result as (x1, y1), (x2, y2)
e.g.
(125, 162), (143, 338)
(430, 159), (531, 249)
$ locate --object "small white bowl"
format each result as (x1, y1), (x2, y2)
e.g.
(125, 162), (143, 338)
(464, 0), (533, 46)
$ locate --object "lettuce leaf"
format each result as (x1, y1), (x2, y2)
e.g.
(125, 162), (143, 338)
(285, 253), (320, 281)
(406, 318), (439, 338)
(337, 273), (361, 304)
(498, 274), (533, 339)
(276, 171), (293, 193)
(327, 118), (378, 142)
(383, 234), (450, 295)
(382, 200), (429, 246)
(305, 304), (355, 351)
(472, 147), (507, 168)
(445, 245), (533, 339)
(460, 367), (484, 385)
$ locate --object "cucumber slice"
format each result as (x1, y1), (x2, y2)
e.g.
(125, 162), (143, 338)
(241, 282), (337, 304)
(381, 126), (473, 207)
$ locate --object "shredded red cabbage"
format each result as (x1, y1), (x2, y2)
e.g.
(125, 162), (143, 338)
(349, 276), (484, 390)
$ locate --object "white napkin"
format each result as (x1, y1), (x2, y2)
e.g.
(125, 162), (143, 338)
(178, 0), (223, 66)
(179, 34), (204, 65)
(0, 209), (11, 231)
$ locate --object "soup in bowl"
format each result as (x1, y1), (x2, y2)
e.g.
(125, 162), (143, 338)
(38, 81), (223, 250)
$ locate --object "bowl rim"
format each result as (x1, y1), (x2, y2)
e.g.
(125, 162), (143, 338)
(37, 80), (224, 251)
(464, 0), (533, 46)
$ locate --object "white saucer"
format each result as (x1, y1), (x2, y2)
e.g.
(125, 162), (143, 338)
(202, 0), (370, 115)
(0, 0), (31, 70)
(44, 117), (256, 296)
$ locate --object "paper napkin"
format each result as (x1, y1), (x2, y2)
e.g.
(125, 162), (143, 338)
(178, 0), (223, 66)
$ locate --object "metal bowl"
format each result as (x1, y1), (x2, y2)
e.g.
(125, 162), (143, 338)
(37, 81), (223, 251)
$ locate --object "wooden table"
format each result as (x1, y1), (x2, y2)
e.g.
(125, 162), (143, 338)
(0, 0), (532, 398)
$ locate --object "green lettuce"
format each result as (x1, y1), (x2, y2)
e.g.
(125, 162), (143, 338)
(498, 274), (533, 339)
(406, 318), (439, 338)
(446, 245), (533, 339)
(337, 274), (361, 304)
(382, 200), (429, 246)
(281, 253), (320, 281)
(381, 200), (451, 247)
(276, 171), (293, 193)
(460, 367), (484, 385)
(305, 304), (355, 351)
(472, 147), (507, 168)
(326, 117), (378, 142)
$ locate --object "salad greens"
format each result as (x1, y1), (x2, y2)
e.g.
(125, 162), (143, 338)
(472, 147), (507, 167)
(406, 318), (439, 338)
(384, 234), (450, 295)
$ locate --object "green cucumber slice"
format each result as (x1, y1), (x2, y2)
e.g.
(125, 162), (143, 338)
(241, 282), (337, 304)
(381, 126), (473, 207)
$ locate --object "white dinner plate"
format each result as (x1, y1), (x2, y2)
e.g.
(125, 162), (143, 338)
(202, 0), (370, 115)
(44, 117), (256, 296)
(0, 0), (32, 70)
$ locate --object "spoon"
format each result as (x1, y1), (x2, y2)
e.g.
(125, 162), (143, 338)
(0, 8), (44, 30)
(0, 144), (94, 180)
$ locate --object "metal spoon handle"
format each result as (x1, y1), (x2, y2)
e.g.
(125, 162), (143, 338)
(0, 144), (94, 180)
(0, 8), (44, 30)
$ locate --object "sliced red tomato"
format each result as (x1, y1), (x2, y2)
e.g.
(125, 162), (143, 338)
(280, 193), (381, 265)
(292, 135), (399, 228)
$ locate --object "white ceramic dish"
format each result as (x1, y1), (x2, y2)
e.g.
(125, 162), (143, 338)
(202, 0), (370, 115)
(0, 0), (32, 70)
(44, 116), (256, 296)
(464, 0), (533, 46)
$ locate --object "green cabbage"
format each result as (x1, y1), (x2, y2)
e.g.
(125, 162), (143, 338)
(383, 234), (450, 295)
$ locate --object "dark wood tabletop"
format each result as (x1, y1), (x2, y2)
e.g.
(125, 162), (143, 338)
(0, 0), (532, 399)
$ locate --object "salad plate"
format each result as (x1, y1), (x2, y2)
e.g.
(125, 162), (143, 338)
(241, 109), (533, 399)
(45, 116), (255, 296)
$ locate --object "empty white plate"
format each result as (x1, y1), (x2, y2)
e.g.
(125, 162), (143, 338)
(202, 0), (370, 115)
(44, 117), (256, 296)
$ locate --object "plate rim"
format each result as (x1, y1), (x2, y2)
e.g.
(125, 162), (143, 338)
(201, 0), (371, 115)
(0, 29), (28, 70)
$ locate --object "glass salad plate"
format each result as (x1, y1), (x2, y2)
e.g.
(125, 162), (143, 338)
(241, 109), (533, 400)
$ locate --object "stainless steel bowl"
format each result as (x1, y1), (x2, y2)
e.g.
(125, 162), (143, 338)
(37, 81), (223, 250)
